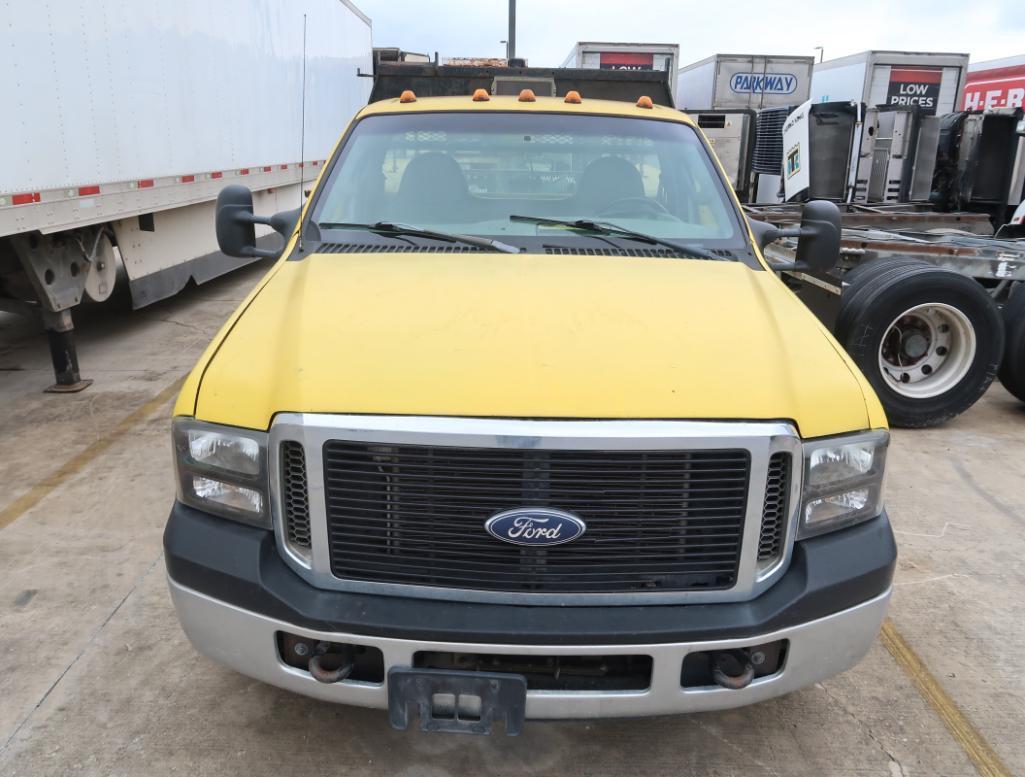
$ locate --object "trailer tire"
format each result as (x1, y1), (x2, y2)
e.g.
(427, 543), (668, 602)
(836, 266), (1004, 427)
(836, 259), (934, 336)
(841, 257), (933, 288)
(998, 284), (1025, 403)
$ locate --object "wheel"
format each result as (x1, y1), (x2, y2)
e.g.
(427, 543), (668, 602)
(998, 283), (1025, 403)
(835, 265), (1004, 427)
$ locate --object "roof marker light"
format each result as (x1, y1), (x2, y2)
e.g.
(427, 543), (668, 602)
(472, 88), (490, 102)
(518, 89), (536, 102)
(564, 90), (582, 104)
(399, 90), (417, 103)
(636, 95), (654, 109)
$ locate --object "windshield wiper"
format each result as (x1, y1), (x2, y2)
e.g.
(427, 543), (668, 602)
(318, 221), (521, 254)
(509, 215), (725, 261)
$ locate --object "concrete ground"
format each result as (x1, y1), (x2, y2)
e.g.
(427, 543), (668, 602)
(1, 261), (1023, 777)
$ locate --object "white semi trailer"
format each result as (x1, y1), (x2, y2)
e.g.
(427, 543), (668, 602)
(0, 0), (372, 390)
(677, 54), (814, 111)
(810, 50), (969, 116)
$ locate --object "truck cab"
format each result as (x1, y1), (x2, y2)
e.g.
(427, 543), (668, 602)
(164, 91), (895, 734)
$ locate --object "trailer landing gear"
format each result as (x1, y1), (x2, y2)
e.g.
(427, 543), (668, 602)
(41, 309), (92, 393)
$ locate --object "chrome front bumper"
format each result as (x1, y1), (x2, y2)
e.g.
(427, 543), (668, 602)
(167, 576), (891, 719)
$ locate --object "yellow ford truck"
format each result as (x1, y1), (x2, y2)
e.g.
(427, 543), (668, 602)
(164, 90), (896, 735)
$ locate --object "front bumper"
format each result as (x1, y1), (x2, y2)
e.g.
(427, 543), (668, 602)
(164, 502), (896, 718)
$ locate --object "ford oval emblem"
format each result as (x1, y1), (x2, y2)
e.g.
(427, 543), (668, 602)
(485, 508), (586, 547)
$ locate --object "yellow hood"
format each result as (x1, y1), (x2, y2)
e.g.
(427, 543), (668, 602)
(183, 251), (884, 438)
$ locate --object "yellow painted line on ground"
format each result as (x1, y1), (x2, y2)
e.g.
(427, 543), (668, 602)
(0, 376), (185, 531)
(881, 618), (1013, 777)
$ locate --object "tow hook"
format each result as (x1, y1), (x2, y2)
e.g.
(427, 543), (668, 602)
(710, 649), (755, 690)
(308, 642), (355, 684)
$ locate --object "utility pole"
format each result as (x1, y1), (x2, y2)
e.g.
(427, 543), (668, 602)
(507, 0), (516, 60)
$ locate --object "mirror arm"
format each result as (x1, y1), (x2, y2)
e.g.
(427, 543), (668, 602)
(761, 226), (813, 272)
(222, 205), (297, 258)
(238, 244), (280, 259)
(225, 206), (299, 238)
(769, 260), (809, 272)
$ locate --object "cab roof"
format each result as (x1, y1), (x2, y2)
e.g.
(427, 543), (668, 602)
(358, 94), (695, 125)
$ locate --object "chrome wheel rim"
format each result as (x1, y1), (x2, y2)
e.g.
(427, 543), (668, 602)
(877, 303), (976, 399)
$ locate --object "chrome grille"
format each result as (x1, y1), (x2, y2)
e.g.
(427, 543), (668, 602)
(321, 442), (751, 594)
(281, 441), (311, 549)
(758, 452), (790, 561)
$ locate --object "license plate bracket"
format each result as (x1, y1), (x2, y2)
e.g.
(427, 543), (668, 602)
(387, 667), (527, 735)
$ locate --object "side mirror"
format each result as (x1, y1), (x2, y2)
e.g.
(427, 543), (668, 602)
(756, 200), (842, 274)
(215, 185), (301, 258)
(793, 200), (842, 273)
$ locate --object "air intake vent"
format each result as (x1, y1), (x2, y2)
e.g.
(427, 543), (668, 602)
(544, 246), (734, 259)
(758, 452), (791, 561)
(313, 243), (731, 259)
(316, 243), (482, 253)
(752, 106), (792, 175)
(281, 441), (311, 551)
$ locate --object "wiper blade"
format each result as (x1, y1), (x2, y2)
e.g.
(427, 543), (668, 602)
(318, 221), (521, 254)
(509, 214), (724, 261)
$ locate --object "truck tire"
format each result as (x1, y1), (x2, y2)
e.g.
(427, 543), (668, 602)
(835, 265), (1004, 427)
(998, 283), (1025, 403)
(841, 257), (933, 288)
(835, 259), (934, 337)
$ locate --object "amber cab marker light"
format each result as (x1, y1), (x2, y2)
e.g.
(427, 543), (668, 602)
(472, 88), (490, 102)
(636, 95), (654, 109)
(564, 90), (582, 104)
(518, 88), (536, 102)
(399, 90), (417, 103)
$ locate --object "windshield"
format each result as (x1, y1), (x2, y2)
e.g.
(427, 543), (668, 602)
(310, 111), (746, 253)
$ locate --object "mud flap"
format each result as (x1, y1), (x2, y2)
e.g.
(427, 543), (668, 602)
(387, 668), (527, 735)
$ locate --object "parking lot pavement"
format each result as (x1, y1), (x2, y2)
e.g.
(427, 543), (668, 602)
(1, 263), (1022, 776)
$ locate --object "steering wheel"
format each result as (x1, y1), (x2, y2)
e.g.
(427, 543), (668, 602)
(596, 197), (674, 218)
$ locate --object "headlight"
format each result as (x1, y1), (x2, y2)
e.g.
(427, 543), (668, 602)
(798, 430), (888, 539)
(173, 418), (270, 528)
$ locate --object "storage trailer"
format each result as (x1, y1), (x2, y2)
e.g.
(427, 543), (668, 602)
(964, 54), (1025, 111)
(561, 42), (680, 101)
(811, 50), (969, 116)
(677, 54), (814, 111)
(0, 0), (372, 391)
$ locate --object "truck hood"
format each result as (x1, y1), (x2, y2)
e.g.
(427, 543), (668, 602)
(191, 251), (882, 438)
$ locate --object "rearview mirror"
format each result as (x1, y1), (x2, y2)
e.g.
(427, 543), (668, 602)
(755, 200), (842, 274)
(215, 185), (300, 258)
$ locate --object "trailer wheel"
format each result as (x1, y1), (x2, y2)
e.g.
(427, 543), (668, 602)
(836, 266), (1004, 427)
(998, 284), (1025, 403)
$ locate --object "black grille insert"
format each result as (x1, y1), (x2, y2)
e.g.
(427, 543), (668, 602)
(322, 442), (750, 594)
(415, 651), (652, 691)
(758, 452), (790, 561)
(281, 441), (311, 549)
